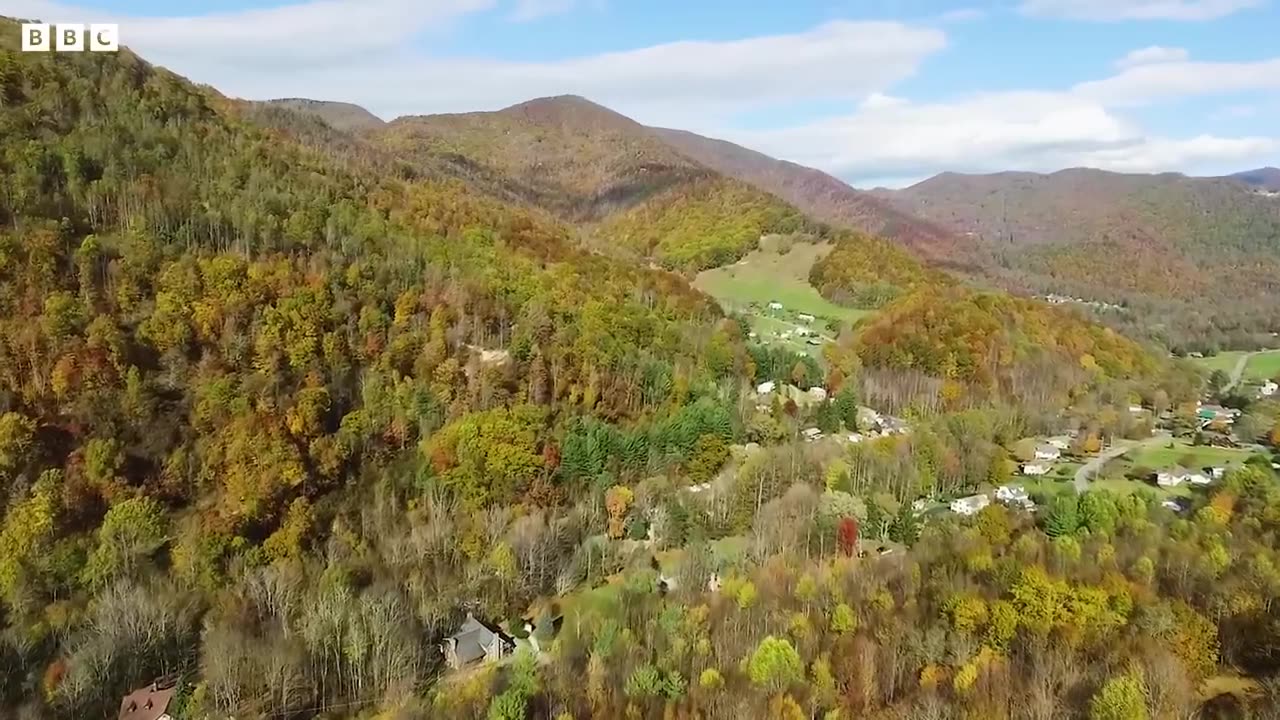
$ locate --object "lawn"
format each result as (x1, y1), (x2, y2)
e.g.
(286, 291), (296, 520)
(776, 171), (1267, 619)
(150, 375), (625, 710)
(1192, 349), (1280, 382)
(694, 240), (872, 359)
(1193, 351), (1247, 374)
(1128, 440), (1256, 470)
(1245, 350), (1280, 382)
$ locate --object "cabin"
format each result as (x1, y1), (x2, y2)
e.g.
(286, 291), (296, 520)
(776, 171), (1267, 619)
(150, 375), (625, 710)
(442, 613), (514, 670)
(950, 495), (990, 516)
(118, 679), (177, 720)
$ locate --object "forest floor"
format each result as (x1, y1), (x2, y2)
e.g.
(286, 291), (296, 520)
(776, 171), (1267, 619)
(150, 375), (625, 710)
(694, 239), (870, 358)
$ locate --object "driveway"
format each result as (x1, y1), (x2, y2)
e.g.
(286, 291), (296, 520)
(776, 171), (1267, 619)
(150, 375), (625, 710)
(1073, 431), (1172, 493)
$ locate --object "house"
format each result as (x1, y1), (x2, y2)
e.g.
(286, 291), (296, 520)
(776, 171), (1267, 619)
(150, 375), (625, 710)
(794, 327), (810, 337)
(856, 406), (881, 429)
(767, 301), (783, 311)
(846, 433), (864, 444)
(807, 338), (823, 346)
(809, 387), (828, 402)
(1046, 437), (1072, 451)
(1207, 466), (1227, 480)
(797, 313), (815, 323)
(1034, 444), (1062, 461)
(756, 380), (776, 395)
(1021, 462), (1051, 476)
(1129, 405), (1145, 414)
(802, 427), (823, 441)
(747, 331), (758, 339)
(1261, 380), (1278, 397)
(118, 679), (177, 720)
(1156, 467), (1210, 488)
(1198, 404), (1240, 426)
(996, 485), (1036, 510)
(442, 613), (514, 670)
(880, 416), (910, 435)
(950, 494), (991, 516)
(1161, 498), (1189, 513)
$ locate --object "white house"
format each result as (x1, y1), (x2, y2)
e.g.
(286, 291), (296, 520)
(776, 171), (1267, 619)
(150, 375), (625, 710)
(1021, 462), (1051, 476)
(809, 387), (828, 402)
(1209, 466), (1227, 480)
(1034, 444), (1062, 461)
(1129, 405), (1145, 414)
(797, 313), (815, 323)
(1157, 467), (1209, 488)
(767, 301), (783, 311)
(950, 494), (991, 516)
(794, 327), (810, 337)
(1261, 381), (1278, 397)
(756, 381), (776, 395)
(1046, 437), (1071, 451)
(846, 433), (864, 444)
(802, 427), (823, 441)
(996, 485), (1028, 502)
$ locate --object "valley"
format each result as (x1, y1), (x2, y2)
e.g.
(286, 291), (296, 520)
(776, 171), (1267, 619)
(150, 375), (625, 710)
(1, 13), (1279, 720)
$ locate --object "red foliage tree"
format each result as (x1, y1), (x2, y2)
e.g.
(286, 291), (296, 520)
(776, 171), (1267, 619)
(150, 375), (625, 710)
(837, 516), (859, 557)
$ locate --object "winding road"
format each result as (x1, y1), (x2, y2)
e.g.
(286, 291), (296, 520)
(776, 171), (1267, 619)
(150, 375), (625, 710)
(1073, 431), (1173, 494)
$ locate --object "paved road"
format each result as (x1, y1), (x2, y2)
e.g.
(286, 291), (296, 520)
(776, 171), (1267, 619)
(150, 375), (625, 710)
(1073, 431), (1173, 493)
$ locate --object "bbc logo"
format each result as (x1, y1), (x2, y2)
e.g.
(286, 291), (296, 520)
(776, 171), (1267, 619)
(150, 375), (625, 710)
(21, 23), (119, 52)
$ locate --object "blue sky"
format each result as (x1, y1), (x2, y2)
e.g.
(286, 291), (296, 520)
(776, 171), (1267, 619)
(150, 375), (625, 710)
(7, 0), (1280, 186)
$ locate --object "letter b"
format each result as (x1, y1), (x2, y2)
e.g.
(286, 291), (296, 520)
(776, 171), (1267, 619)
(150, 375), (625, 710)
(55, 24), (86, 52)
(21, 23), (51, 52)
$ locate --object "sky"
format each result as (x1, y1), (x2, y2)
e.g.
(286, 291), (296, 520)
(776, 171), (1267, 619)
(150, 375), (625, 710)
(4, 0), (1280, 187)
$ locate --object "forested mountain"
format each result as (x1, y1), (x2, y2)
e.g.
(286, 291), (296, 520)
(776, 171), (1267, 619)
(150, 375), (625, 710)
(5, 18), (1280, 720)
(651, 127), (969, 267)
(1229, 167), (1280, 192)
(260, 98), (387, 133)
(370, 96), (833, 272)
(878, 169), (1280, 352)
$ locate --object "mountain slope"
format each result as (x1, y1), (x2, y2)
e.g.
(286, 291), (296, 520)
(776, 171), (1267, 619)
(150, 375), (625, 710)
(370, 96), (838, 272)
(878, 168), (1280, 351)
(651, 127), (969, 266)
(261, 97), (387, 132)
(1229, 167), (1280, 192)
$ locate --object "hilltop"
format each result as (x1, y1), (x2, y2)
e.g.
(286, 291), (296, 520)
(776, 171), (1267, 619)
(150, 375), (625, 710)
(1228, 166), (1280, 192)
(260, 98), (387, 132)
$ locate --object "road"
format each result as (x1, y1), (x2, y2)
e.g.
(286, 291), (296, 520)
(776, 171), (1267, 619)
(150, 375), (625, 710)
(1223, 351), (1259, 393)
(1073, 431), (1172, 493)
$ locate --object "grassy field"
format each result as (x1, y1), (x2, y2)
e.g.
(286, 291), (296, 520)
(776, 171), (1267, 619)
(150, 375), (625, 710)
(1192, 349), (1280, 382)
(1128, 440), (1255, 470)
(1245, 350), (1280, 381)
(1194, 351), (1246, 373)
(694, 239), (872, 357)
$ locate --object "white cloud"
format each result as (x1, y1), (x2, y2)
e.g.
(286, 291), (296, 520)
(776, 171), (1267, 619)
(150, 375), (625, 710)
(6, 0), (496, 66)
(509, 0), (577, 21)
(717, 89), (1278, 187)
(1076, 56), (1280, 105)
(4, 3), (946, 126)
(1020, 0), (1264, 20)
(1115, 45), (1189, 69)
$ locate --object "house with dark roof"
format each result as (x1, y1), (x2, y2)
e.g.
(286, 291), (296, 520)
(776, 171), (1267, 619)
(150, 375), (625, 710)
(442, 613), (514, 670)
(118, 678), (177, 720)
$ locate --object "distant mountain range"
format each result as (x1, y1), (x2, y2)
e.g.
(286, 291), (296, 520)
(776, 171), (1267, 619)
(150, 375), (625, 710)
(254, 92), (1280, 350)
(1228, 167), (1280, 192)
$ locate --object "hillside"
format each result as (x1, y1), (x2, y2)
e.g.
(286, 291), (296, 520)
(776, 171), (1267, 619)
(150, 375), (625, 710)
(260, 98), (387, 132)
(879, 168), (1280, 351)
(368, 96), (839, 271)
(1229, 167), (1280, 192)
(9, 19), (1280, 720)
(652, 127), (970, 267)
